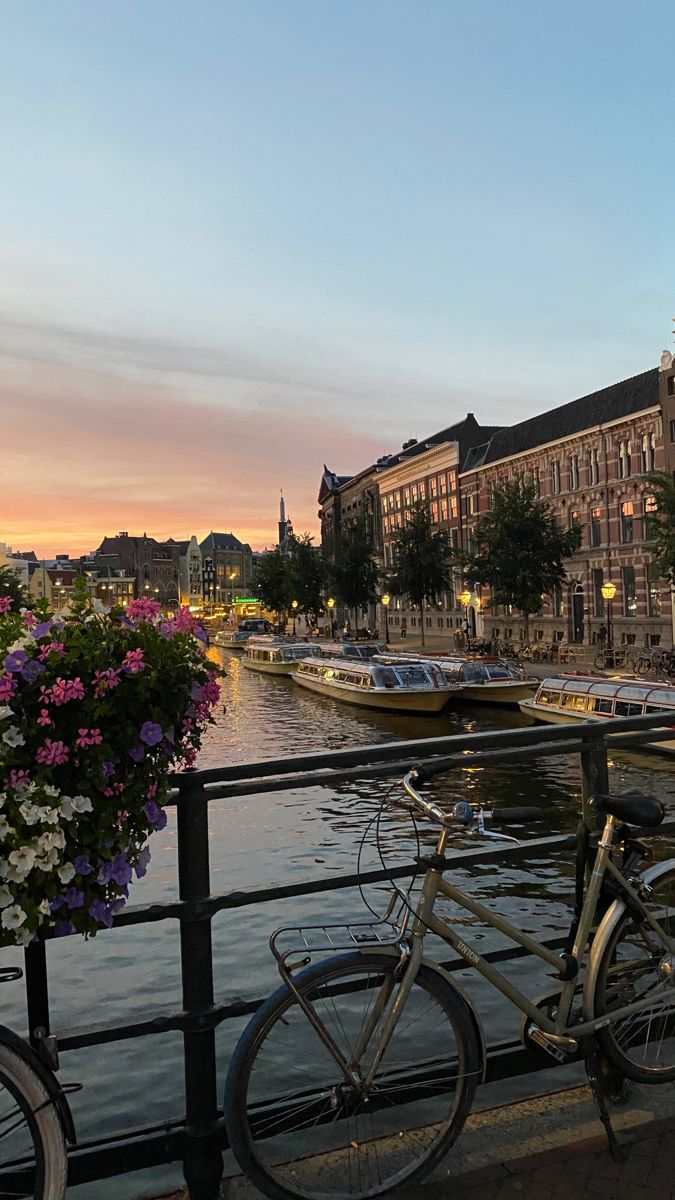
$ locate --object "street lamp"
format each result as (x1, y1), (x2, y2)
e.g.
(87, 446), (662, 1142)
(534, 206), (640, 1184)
(381, 593), (390, 644)
(326, 597), (336, 638)
(601, 580), (617, 649)
(291, 598), (298, 636)
(458, 589), (472, 608)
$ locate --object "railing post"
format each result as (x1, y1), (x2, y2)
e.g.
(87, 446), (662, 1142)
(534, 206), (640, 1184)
(24, 939), (50, 1049)
(177, 774), (223, 1200)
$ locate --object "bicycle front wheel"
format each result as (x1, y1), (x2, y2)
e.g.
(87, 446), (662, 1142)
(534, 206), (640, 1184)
(593, 863), (675, 1083)
(0, 1042), (68, 1199)
(593, 651), (606, 670)
(225, 951), (480, 1200)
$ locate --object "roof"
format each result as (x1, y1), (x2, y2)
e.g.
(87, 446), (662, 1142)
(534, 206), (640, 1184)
(482, 368), (658, 467)
(200, 532), (249, 553)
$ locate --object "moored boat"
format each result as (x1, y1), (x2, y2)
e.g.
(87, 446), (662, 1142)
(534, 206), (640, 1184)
(293, 657), (460, 713)
(318, 642), (388, 660)
(375, 653), (537, 706)
(519, 675), (675, 754)
(213, 629), (251, 650)
(242, 636), (322, 675)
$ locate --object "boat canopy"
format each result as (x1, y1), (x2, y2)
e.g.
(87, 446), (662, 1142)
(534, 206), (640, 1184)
(298, 658), (446, 690)
(535, 676), (675, 714)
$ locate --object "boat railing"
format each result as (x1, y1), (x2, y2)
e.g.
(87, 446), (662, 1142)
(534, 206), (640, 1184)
(18, 712), (675, 1199)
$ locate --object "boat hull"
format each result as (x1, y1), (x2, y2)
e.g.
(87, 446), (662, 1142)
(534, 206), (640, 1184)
(518, 699), (675, 754)
(294, 672), (451, 713)
(242, 659), (300, 675)
(454, 681), (537, 706)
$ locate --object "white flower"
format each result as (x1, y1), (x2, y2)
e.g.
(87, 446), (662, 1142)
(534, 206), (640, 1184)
(1, 904), (27, 930)
(0, 706), (13, 722)
(57, 863), (76, 884)
(37, 806), (59, 826)
(15, 927), (34, 946)
(42, 785), (60, 799)
(38, 899), (51, 915)
(0, 793), (5, 809)
(34, 849), (59, 870)
(35, 829), (65, 853)
(8, 846), (36, 876)
(2, 727), (25, 748)
(19, 802), (42, 826)
(59, 797), (76, 821)
(7, 636), (32, 653)
(71, 795), (93, 814)
(0, 816), (9, 840)
(0, 885), (13, 908)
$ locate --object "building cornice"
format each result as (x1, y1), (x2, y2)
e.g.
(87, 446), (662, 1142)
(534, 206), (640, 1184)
(377, 441), (460, 489)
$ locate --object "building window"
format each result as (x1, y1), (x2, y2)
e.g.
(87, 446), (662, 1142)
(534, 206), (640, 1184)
(569, 509), (581, 536)
(531, 467), (539, 497)
(462, 494), (474, 518)
(620, 500), (634, 543)
(588, 447), (600, 486)
(618, 441), (632, 479)
(590, 506), (602, 548)
(448, 469), (457, 491)
(430, 500), (439, 524)
(450, 495), (458, 519)
(551, 460), (561, 494)
(568, 455), (579, 490)
(403, 487), (410, 506)
(644, 494), (657, 541)
(430, 477), (438, 498)
(592, 568), (604, 618)
(410, 484), (418, 503)
(438, 474), (447, 496)
(640, 432), (655, 474)
(553, 586), (563, 617)
(647, 562), (661, 617)
(440, 498), (449, 522)
(419, 481), (426, 499)
(670, 419), (675, 443)
(669, 377), (675, 397)
(623, 566), (637, 617)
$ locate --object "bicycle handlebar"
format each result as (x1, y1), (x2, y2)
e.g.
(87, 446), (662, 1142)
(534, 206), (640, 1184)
(403, 771), (543, 831)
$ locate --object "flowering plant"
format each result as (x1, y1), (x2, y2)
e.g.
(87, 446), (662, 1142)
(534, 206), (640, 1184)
(0, 591), (220, 946)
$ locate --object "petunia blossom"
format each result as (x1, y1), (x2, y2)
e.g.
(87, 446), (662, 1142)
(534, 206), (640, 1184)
(139, 721), (162, 746)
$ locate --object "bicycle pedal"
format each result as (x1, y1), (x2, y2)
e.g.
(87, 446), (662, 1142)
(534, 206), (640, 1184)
(527, 1026), (578, 1063)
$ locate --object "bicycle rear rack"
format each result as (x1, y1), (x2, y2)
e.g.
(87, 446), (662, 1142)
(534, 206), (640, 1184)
(270, 910), (405, 979)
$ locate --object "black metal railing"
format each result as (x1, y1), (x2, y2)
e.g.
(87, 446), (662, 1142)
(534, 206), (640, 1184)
(17, 713), (675, 1199)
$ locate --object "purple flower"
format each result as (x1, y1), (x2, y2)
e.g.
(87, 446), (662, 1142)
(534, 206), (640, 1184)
(110, 854), (132, 887)
(50, 896), (65, 911)
(139, 721), (163, 747)
(20, 659), (45, 683)
(129, 745), (145, 763)
(135, 846), (151, 878)
(74, 854), (92, 875)
(109, 897), (127, 915)
(144, 800), (167, 830)
(32, 621), (53, 639)
(97, 861), (114, 885)
(194, 625), (207, 643)
(4, 650), (28, 673)
(54, 921), (75, 937)
(89, 899), (113, 928)
(102, 761), (116, 779)
(63, 887), (84, 910)
(190, 682), (201, 700)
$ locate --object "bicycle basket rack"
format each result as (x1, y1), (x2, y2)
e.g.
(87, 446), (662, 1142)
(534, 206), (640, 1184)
(270, 905), (406, 981)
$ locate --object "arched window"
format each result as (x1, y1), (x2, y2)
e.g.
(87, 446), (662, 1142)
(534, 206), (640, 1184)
(620, 500), (634, 543)
(588, 447), (599, 486)
(644, 494), (658, 541)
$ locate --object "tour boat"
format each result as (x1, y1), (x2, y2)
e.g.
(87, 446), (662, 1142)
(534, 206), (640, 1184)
(293, 657), (460, 713)
(213, 629), (251, 650)
(242, 636), (322, 676)
(318, 642), (388, 660)
(519, 676), (675, 754)
(375, 653), (538, 706)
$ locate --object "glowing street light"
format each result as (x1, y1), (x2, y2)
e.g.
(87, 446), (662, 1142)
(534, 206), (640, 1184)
(458, 589), (472, 608)
(381, 593), (390, 644)
(601, 580), (617, 648)
(291, 598), (298, 636)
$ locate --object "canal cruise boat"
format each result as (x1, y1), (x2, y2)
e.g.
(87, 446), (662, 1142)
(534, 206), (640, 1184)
(375, 654), (537, 707)
(318, 642), (388, 660)
(293, 657), (460, 714)
(242, 636), (322, 676)
(519, 675), (675, 754)
(213, 629), (251, 650)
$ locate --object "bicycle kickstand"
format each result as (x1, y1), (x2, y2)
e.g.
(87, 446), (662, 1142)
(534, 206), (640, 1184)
(582, 1037), (629, 1165)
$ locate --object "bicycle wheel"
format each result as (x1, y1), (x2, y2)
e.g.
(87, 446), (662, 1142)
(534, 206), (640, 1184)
(592, 863), (675, 1083)
(225, 951), (480, 1200)
(636, 655), (652, 677)
(0, 1042), (67, 1199)
(593, 651), (606, 670)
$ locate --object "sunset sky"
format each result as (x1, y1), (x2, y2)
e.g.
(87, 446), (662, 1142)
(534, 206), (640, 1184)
(2, 1), (673, 557)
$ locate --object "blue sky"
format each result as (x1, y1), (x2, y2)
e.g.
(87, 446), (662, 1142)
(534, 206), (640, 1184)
(1, 1), (673, 552)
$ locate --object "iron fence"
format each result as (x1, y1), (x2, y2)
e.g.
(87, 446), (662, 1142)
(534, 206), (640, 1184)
(15, 713), (675, 1199)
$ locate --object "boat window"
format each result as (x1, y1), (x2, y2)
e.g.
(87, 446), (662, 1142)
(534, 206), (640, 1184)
(485, 665), (511, 680)
(461, 664), (486, 682)
(538, 689), (561, 705)
(591, 698), (614, 715)
(614, 701), (644, 716)
(372, 667), (398, 688)
(561, 693), (588, 711)
(395, 665), (431, 687)
(645, 703), (670, 713)
(440, 665), (461, 681)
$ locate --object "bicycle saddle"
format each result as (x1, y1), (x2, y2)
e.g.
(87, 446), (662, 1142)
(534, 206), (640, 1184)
(589, 792), (665, 828)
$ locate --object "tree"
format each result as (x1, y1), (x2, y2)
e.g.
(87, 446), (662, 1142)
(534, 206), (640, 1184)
(329, 512), (379, 630)
(465, 478), (580, 639)
(389, 500), (455, 647)
(253, 549), (292, 623)
(0, 565), (29, 607)
(287, 534), (326, 619)
(644, 471), (675, 581)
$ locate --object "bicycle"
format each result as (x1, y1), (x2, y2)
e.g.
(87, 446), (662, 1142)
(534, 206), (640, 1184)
(0, 965), (72, 1199)
(224, 766), (675, 1200)
(593, 647), (637, 672)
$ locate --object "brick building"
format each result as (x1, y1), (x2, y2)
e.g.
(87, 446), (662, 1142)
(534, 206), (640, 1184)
(94, 533), (180, 605)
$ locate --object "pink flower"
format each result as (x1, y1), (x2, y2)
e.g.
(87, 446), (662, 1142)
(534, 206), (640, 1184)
(0, 674), (17, 701)
(115, 809), (129, 828)
(5, 769), (30, 790)
(36, 738), (70, 766)
(22, 610), (36, 629)
(121, 648), (145, 674)
(38, 642), (65, 662)
(92, 667), (121, 696)
(75, 727), (103, 748)
(0, 597), (13, 614)
(182, 746), (197, 767)
(48, 676), (85, 706)
(127, 598), (161, 622)
(146, 780), (158, 799)
(37, 708), (53, 726)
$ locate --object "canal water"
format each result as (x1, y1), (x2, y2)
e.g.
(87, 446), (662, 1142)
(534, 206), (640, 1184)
(4, 647), (675, 1198)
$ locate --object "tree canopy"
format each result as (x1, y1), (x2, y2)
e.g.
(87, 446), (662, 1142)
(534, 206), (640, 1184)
(466, 479), (580, 630)
(644, 471), (675, 581)
(328, 512), (379, 622)
(0, 565), (30, 607)
(287, 534), (326, 617)
(253, 548), (293, 618)
(390, 500), (454, 645)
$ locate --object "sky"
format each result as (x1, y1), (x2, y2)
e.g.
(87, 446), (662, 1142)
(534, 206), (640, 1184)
(2, 0), (673, 557)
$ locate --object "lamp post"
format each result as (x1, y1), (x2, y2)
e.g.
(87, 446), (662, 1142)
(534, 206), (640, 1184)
(291, 599), (298, 636)
(326, 597), (335, 638)
(381, 593), (390, 644)
(601, 580), (617, 649)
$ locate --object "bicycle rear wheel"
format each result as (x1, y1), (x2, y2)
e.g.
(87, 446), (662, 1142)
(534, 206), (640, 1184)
(224, 951), (480, 1200)
(593, 864), (675, 1083)
(0, 1042), (67, 1199)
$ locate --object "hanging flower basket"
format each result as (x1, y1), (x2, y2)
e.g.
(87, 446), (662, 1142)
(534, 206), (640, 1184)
(0, 593), (220, 946)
